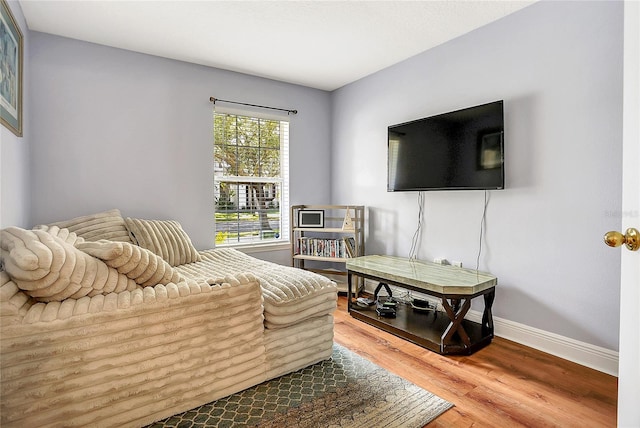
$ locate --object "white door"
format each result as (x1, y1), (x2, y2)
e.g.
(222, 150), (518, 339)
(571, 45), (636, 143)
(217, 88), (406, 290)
(616, 2), (639, 426)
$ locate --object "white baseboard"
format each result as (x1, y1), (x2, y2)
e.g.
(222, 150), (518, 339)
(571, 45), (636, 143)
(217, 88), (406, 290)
(465, 309), (619, 376)
(362, 280), (619, 376)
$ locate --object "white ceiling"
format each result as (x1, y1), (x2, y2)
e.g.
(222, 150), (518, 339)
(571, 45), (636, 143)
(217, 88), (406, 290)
(19, 0), (535, 91)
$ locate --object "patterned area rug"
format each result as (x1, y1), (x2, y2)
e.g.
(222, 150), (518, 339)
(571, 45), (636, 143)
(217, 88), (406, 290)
(147, 343), (453, 428)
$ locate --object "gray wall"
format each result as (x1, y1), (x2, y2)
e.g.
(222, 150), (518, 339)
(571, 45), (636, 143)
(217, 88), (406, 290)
(28, 32), (332, 263)
(0, 0), (30, 229)
(7, 0), (624, 352)
(331, 1), (623, 350)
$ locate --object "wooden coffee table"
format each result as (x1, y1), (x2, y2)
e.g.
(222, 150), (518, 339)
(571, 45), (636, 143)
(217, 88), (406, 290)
(346, 255), (497, 355)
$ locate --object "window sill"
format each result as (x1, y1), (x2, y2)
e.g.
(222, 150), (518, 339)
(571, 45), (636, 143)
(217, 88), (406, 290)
(217, 241), (292, 254)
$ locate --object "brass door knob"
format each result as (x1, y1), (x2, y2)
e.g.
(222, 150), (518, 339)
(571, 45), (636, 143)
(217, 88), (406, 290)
(604, 228), (640, 251)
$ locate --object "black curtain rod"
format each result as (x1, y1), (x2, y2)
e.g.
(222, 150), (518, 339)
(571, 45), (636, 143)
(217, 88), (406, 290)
(209, 97), (297, 115)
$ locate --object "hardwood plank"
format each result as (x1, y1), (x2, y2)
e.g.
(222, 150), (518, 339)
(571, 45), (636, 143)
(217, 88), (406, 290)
(333, 296), (617, 427)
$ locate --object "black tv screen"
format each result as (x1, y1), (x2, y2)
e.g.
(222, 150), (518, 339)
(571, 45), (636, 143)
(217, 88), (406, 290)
(387, 100), (504, 191)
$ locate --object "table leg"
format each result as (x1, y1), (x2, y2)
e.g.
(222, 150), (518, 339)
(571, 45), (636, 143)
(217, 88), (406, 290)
(482, 289), (495, 335)
(347, 272), (353, 309)
(441, 298), (472, 350)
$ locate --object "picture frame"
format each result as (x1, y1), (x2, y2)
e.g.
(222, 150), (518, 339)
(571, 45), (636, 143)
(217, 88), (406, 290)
(298, 210), (324, 228)
(478, 131), (503, 170)
(1, 0), (23, 137)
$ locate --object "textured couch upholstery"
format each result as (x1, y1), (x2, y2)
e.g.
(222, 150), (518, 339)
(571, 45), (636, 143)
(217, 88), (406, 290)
(0, 210), (337, 427)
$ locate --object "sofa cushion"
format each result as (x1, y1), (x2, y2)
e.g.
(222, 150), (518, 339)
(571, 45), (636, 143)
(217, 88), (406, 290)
(0, 226), (139, 302)
(178, 248), (338, 329)
(124, 218), (201, 267)
(41, 209), (133, 243)
(77, 240), (184, 286)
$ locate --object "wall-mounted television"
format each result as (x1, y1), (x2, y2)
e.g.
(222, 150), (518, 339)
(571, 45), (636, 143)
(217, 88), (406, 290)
(387, 100), (504, 191)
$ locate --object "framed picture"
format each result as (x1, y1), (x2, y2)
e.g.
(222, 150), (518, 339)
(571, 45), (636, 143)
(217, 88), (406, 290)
(298, 210), (324, 228)
(478, 131), (503, 170)
(1, 0), (23, 137)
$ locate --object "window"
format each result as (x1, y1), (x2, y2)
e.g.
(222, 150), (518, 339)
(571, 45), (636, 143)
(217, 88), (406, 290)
(214, 112), (289, 246)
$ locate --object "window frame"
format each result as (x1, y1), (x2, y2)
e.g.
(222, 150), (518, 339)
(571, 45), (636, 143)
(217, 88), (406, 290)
(213, 107), (290, 249)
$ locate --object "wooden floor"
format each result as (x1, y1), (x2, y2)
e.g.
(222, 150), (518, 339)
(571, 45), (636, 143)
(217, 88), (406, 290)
(333, 296), (618, 427)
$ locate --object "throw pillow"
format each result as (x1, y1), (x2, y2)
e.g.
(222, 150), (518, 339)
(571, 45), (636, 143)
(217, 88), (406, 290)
(77, 240), (183, 286)
(124, 218), (202, 267)
(40, 209), (133, 243)
(0, 226), (139, 302)
(32, 224), (85, 246)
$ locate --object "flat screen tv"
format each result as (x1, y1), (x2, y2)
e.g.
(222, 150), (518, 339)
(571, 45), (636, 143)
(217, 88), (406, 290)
(387, 100), (504, 191)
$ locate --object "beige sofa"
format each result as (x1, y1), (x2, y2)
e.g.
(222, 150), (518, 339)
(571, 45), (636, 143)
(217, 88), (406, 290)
(0, 210), (337, 427)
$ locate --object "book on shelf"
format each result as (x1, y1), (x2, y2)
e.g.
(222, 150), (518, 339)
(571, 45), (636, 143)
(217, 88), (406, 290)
(296, 237), (355, 258)
(344, 237), (356, 258)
